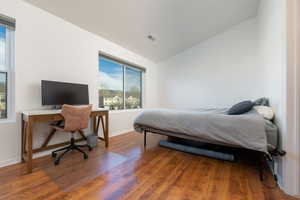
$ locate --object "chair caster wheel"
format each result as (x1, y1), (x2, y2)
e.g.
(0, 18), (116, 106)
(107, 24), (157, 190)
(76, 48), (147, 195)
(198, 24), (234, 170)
(84, 154), (88, 160)
(52, 152), (57, 158)
(54, 159), (60, 165)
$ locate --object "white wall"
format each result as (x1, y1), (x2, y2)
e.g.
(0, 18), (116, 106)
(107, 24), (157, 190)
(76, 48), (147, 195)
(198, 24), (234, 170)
(283, 0), (300, 196)
(0, 0), (159, 167)
(257, 0), (286, 131)
(158, 18), (264, 109)
(257, 0), (300, 196)
(256, 0), (290, 193)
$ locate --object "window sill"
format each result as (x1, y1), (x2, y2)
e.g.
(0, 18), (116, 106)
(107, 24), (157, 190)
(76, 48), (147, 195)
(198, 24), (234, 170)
(106, 109), (143, 114)
(0, 118), (16, 124)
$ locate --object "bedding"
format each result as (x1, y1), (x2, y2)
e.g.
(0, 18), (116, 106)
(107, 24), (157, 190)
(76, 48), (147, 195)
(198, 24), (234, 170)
(254, 97), (270, 106)
(227, 100), (254, 115)
(134, 108), (271, 153)
(254, 106), (274, 120)
(264, 119), (278, 151)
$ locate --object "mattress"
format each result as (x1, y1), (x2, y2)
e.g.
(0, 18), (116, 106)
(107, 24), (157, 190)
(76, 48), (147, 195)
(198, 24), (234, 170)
(134, 108), (276, 153)
(264, 119), (278, 151)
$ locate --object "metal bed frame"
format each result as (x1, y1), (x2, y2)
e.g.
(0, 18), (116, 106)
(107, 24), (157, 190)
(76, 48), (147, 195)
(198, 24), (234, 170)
(141, 127), (286, 182)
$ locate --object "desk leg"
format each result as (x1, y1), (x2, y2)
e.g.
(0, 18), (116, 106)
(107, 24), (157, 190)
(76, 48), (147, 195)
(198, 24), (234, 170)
(93, 116), (100, 136)
(104, 112), (109, 148)
(21, 117), (25, 162)
(96, 117), (100, 134)
(26, 121), (33, 173)
(93, 116), (97, 134)
(100, 116), (105, 135)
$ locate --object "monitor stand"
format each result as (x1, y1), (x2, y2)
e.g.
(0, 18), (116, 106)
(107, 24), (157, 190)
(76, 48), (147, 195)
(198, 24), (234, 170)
(52, 105), (62, 110)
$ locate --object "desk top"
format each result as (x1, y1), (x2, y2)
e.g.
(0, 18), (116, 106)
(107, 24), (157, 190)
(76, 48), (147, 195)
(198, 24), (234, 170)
(22, 108), (108, 117)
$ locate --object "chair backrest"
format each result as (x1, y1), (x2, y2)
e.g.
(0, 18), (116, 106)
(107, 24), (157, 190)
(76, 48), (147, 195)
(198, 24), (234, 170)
(61, 104), (92, 132)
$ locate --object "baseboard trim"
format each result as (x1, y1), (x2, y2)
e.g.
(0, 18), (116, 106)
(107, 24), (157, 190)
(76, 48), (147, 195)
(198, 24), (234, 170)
(110, 129), (134, 137)
(0, 156), (20, 168)
(276, 168), (299, 196)
(0, 129), (134, 169)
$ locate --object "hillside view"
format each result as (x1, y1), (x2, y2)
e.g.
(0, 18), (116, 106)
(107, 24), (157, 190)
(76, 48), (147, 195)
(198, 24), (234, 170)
(0, 81), (6, 119)
(99, 86), (141, 110)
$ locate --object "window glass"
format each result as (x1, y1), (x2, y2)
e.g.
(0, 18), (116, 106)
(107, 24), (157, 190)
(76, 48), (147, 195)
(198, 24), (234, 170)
(0, 72), (7, 119)
(125, 67), (142, 109)
(0, 15), (15, 120)
(98, 56), (143, 110)
(99, 57), (124, 110)
(0, 25), (7, 119)
(0, 26), (6, 71)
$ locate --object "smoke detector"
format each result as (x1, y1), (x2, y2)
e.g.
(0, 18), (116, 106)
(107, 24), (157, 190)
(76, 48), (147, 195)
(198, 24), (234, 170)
(147, 35), (155, 41)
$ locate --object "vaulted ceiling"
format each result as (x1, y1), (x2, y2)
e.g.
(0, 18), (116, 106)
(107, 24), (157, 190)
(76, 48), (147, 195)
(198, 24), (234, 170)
(26, 0), (260, 62)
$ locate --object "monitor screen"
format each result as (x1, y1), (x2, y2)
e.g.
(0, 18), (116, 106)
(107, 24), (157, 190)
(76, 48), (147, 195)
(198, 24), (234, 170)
(41, 80), (89, 106)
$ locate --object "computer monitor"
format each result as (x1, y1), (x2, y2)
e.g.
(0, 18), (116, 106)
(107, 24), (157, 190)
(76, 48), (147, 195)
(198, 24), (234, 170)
(41, 80), (89, 106)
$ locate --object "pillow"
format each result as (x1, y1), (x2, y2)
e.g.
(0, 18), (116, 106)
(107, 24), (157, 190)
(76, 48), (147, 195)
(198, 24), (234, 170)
(253, 97), (270, 106)
(253, 106), (274, 120)
(228, 101), (254, 115)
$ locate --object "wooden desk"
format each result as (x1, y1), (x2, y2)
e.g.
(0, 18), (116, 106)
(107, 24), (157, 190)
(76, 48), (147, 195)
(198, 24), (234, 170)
(21, 108), (109, 173)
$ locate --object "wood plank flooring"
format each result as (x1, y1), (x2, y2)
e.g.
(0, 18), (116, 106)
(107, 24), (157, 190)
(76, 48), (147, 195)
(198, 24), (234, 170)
(0, 132), (297, 200)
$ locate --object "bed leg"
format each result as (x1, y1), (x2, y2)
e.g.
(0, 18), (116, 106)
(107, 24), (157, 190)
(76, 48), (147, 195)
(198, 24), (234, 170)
(144, 131), (147, 148)
(258, 153), (265, 181)
(259, 164), (264, 181)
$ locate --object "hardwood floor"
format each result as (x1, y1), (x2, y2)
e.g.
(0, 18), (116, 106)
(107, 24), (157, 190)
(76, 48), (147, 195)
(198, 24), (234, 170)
(0, 132), (297, 200)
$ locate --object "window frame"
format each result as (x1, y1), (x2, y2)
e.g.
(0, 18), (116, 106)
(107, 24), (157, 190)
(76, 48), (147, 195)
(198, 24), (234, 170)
(98, 55), (144, 111)
(0, 25), (15, 122)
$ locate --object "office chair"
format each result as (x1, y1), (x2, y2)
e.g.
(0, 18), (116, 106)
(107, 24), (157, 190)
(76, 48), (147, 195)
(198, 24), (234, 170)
(51, 104), (92, 165)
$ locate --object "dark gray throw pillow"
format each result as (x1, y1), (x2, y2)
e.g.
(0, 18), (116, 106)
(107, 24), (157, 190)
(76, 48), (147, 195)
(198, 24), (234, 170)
(253, 97), (270, 106)
(228, 101), (254, 115)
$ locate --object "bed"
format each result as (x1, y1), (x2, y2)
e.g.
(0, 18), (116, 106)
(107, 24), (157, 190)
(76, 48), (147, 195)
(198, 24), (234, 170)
(134, 107), (284, 180)
(134, 108), (279, 154)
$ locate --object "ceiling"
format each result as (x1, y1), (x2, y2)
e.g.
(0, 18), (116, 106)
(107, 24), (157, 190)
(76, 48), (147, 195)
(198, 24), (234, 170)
(25, 0), (260, 62)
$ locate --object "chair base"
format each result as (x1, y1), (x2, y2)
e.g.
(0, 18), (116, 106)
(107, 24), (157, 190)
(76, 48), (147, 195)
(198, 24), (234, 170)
(52, 138), (92, 165)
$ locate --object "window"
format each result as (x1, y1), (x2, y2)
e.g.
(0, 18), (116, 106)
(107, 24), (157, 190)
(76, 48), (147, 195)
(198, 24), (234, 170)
(98, 55), (144, 110)
(0, 14), (15, 120)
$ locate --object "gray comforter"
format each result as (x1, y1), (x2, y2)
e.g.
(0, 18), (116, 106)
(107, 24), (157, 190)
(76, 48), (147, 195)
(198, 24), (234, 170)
(134, 108), (268, 153)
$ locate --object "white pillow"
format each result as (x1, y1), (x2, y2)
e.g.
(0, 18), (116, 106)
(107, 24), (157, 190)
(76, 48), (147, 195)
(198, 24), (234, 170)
(253, 106), (274, 120)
